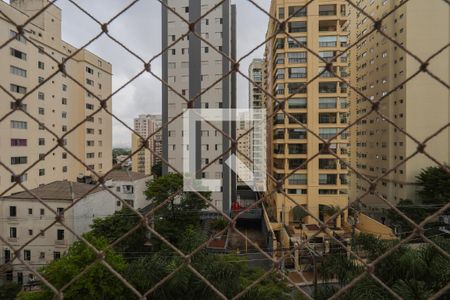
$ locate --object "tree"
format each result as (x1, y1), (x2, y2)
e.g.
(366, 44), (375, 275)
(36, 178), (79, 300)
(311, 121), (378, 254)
(0, 282), (21, 300)
(387, 165), (450, 236)
(90, 208), (147, 258)
(316, 235), (450, 300)
(17, 234), (131, 300)
(151, 162), (162, 177)
(416, 165), (450, 205)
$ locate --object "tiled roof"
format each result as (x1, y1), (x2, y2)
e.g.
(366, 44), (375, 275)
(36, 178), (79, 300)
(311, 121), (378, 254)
(3, 181), (103, 201)
(104, 170), (149, 182)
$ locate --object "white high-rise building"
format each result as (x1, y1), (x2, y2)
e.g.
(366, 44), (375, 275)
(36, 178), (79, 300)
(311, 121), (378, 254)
(162, 0), (236, 213)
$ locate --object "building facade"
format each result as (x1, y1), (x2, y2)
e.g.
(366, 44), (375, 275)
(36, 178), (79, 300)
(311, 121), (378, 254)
(349, 0), (450, 219)
(248, 58), (265, 182)
(0, 170), (150, 285)
(264, 0), (350, 237)
(162, 0), (236, 213)
(132, 114), (161, 175)
(0, 0), (113, 196)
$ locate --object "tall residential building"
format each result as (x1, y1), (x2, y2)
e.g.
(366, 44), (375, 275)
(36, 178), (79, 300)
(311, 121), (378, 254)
(236, 117), (251, 182)
(0, 0), (112, 196)
(264, 0), (350, 237)
(162, 0), (236, 213)
(131, 114), (162, 174)
(248, 58), (265, 178)
(349, 0), (450, 220)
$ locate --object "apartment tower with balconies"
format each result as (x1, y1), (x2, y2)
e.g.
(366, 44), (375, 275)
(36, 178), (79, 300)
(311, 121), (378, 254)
(0, 0), (113, 195)
(265, 0), (350, 231)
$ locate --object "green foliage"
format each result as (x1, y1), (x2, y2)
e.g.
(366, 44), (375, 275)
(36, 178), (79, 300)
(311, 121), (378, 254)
(0, 282), (21, 300)
(90, 208), (146, 257)
(416, 165), (450, 205)
(317, 235), (450, 299)
(112, 148), (131, 159)
(387, 165), (450, 236)
(210, 218), (229, 231)
(151, 162), (162, 177)
(18, 234), (131, 300)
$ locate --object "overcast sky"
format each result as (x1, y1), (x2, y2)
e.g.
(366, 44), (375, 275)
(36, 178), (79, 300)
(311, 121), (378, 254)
(30, 0), (271, 148)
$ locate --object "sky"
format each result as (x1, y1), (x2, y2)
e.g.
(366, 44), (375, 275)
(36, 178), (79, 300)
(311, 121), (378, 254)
(22, 0), (272, 148)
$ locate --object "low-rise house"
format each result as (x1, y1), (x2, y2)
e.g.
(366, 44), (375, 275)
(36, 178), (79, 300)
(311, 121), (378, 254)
(0, 181), (115, 285)
(104, 170), (151, 211)
(0, 171), (151, 285)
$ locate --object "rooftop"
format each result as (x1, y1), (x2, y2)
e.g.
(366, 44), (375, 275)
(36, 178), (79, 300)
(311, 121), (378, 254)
(104, 170), (150, 182)
(2, 181), (103, 201)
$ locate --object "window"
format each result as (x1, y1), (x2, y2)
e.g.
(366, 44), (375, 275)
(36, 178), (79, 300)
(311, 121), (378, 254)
(10, 84), (26, 94)
(62, 166), (68, 173)
(288, 144), (307, 154)
(319, 159), (337, 169)
(38, 107), (45, 115)
(287, 52), (307, 63)
(319, 97), (337, 109)
(288, 174), (307, 185)
(86, 79), (94, 86)
(319, 128), (338, 139)
(87, 128), (94, 134)
(86, 153), (95, 159)
(319, 112), (337, 124)
(40, 209), (45, 216)
(10, 30), (26, 43)
(11, 139), (27, 146)
(62, 98), (67, 105)
(10, 48), (27, 60)
(319, 36), (337, 47)
(11, 156), (27, 165)
(288, 21), (307, 33)
(86, 103), (94, 110)
(24, 250), (31, 261)
(38, 61), (45, 69)
(10, 65), (27, 77)
(288, 128), (307, 139)
(9, 206), (17, 217)
(11, 174), (27, 183)
(10, 227), (17, 238)
(57, 229), (64, 240)
(278, 7), (285, 19)
(53, 252), (61, 260)
(62, 112), (67, 118)
(319, 4), (336, 15)
(11, 120), (27, 129)
(62, 84), (67, 91)
(38, 92), (45, 100)
(288, 6), (307, 17)
(319, 82), (337, 93)
(288, 98), (307, 109)
(86, 66), (94, 74)
(288, 67), (307, 78)
(38, 76), (44, 83)
(319, 174), (337, 185)
(39, 169), (45, 176)
(28, 208), (32, 215)
(288, 37), (307, 48)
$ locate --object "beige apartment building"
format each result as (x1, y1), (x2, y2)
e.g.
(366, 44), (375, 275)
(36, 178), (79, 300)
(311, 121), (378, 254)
(349, 0), (450, 220)
(236, 118), (251, 182)
(0, 0), (113, 196)
(264, 0), (351, 243)
(131, 114), (161, 175)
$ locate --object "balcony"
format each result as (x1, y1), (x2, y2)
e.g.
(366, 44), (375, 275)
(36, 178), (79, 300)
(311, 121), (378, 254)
(319, 5), (336, 16)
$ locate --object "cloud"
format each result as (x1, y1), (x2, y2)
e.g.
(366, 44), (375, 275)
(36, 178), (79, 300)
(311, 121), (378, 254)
(48, 0), (271, 147)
